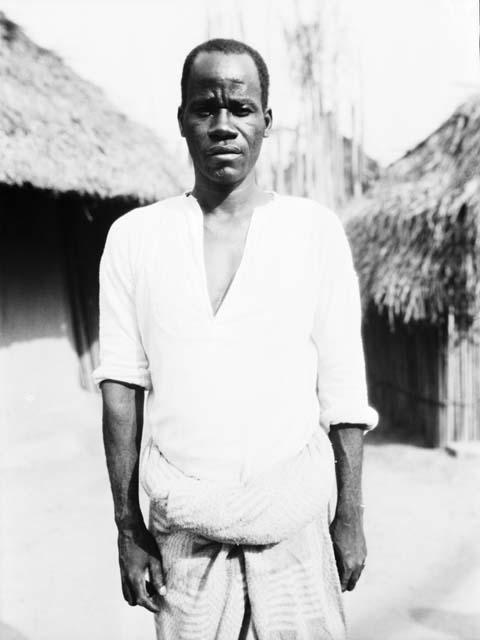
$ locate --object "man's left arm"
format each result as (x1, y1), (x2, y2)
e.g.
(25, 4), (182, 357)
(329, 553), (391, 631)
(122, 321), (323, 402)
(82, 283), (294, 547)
(311, 213), (378, 592)
(328, 424), (367, 591)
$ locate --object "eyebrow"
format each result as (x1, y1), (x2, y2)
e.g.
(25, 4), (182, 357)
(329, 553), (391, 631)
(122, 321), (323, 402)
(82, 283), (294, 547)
(229, 98), (257, 106)
(196, 76), (246, 87)
(190, 97), (258, 107)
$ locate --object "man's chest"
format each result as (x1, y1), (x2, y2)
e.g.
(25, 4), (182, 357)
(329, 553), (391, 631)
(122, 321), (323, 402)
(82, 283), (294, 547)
(134, 215), (320, 337)
(202, 215), (252, 317)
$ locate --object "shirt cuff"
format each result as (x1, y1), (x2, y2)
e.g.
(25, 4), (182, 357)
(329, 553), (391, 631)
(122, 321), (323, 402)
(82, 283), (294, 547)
(320, 406), (379, 432)
(92, 364), (152, 390)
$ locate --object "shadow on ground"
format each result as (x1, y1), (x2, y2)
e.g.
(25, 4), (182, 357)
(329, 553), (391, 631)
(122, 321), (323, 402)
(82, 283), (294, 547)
(0, 621), (30, 640)
(411, 608), (480, 640)
(366, 425), (426, 447)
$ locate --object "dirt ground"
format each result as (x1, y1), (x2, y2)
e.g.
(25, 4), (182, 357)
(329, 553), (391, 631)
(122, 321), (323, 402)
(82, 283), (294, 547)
(1, 393), (479, 640)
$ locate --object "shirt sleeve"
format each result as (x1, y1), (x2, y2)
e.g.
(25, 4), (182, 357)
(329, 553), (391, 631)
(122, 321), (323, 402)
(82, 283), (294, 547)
(311, 213), (378, 431)
(92, 218), (152, 389)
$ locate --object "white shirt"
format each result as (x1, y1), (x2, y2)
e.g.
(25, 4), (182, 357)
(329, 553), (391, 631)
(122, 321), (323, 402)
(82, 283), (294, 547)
(93, 193), (378, 482)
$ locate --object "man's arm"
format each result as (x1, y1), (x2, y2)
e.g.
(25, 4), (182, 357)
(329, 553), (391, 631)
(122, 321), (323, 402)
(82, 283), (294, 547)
(102, 380), (165, 613)
(310, 215), (376, 591)
(328, 424), (366, 592)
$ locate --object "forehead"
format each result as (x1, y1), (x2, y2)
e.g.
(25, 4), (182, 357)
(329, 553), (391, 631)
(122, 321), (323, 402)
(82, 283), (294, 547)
(187, 51), (262, 99)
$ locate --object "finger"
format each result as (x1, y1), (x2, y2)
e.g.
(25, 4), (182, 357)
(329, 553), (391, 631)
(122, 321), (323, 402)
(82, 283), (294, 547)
(346, 564), (365, 592)
(121, 580), (135, 606)
(135, 594), (161, 614)
(120, 570), (136, 606)
(332, 542), (342, 574)
(332, 543), (350, 592)
(132, 575), (161, 613)
(149, 555), (167, 598)
(340, 568), (352, 592)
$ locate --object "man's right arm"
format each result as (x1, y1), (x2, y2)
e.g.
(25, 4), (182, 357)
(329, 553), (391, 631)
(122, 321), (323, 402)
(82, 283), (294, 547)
(102, 380), (165, 613)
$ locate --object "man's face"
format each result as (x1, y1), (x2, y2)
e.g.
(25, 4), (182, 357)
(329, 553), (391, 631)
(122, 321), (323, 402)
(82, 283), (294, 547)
(178, 51), (272, 186)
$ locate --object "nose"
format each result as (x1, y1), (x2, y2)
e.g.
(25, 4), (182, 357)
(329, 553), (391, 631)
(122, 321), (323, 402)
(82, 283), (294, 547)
(209, 108), (237, 140)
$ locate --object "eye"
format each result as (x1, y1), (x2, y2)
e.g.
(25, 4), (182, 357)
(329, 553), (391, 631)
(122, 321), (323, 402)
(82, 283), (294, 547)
(191, 101), (217, 117)
(193, 106), (213, 117)
(233, 104), (253, 116)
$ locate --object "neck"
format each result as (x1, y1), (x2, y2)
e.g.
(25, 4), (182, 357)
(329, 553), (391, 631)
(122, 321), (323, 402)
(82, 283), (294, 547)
(191, 172), (265, 215)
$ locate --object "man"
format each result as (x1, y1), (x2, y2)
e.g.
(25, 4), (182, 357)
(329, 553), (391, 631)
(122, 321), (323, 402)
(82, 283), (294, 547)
(94, 38), (377, 639)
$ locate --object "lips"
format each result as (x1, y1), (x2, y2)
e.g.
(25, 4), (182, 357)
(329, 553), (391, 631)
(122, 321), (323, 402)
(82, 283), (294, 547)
(207, 145), (242, 156)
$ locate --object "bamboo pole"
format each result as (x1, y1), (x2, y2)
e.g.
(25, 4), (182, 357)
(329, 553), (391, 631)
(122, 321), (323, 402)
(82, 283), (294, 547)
(269, 1), (365, 206)
(446, 311), (456, 445)
(472, 325), (478, 441)
(437, 324), (448, 448)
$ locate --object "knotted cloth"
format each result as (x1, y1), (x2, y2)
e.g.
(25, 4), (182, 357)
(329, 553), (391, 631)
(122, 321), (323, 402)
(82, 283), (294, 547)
(141, 429), (347, 640)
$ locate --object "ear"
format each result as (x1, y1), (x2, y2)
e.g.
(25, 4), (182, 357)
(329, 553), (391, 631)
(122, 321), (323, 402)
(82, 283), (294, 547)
(263, 108), (273, 138)
(177, 106), (185, 137)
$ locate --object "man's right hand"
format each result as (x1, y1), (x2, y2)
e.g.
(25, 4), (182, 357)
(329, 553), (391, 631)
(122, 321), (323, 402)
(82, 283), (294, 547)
(117, 525), (166, 613)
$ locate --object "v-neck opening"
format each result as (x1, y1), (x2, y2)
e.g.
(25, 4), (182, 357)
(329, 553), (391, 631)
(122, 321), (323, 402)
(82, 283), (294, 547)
(184, 191), (276, 322)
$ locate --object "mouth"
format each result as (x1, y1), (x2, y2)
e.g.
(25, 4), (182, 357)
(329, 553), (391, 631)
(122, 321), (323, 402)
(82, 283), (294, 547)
(207, 145), (242, 156)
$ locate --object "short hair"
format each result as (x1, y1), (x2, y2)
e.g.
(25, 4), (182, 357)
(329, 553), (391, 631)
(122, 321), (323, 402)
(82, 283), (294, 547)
(180, 38), (270, 110)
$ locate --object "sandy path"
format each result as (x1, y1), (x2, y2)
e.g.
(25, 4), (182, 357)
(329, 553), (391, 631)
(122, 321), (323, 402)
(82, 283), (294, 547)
(1, 396), (479, 640)
(347, 443), (480, 640)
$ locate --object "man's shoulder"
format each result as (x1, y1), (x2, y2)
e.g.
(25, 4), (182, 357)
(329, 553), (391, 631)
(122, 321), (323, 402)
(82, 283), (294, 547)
(273, 194), (344, 233)
(109, 194), (187, 236)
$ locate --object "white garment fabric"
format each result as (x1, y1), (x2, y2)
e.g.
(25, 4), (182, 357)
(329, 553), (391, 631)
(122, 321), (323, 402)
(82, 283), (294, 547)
(93, 193), (378, 483)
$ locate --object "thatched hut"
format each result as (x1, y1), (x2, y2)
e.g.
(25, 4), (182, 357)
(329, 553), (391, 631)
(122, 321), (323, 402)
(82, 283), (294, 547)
(345, 95), (480, 447)
(0, 13), (182, 426)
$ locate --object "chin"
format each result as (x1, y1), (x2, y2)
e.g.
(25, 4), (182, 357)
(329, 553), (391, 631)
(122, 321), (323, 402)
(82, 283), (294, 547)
(209, 167), (246, 185)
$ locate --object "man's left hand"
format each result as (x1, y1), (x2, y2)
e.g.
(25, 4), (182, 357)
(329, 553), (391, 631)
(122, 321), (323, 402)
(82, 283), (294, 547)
(330, 506), (367, 592)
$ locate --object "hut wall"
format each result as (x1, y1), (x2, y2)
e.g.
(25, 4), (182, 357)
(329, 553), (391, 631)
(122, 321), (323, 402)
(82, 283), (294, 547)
(0, 187), (133, 434)
(443, 315), (480, 443)
(363, 307), (444, 446)
(59, 195), (124, 391)
(0, 189), (82, 431)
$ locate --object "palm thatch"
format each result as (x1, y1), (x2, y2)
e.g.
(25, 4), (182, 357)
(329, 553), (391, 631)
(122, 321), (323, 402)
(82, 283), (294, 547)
(0, 13), (182, 201)
(345, 95), (480, 327)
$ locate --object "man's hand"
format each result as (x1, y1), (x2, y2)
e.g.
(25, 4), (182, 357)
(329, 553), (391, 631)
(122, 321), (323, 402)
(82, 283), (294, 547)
(328, 424), (367, 592)
(102, 381), (166, 611)
(118, 525), (166, 613)
(330, 505), (367, 592)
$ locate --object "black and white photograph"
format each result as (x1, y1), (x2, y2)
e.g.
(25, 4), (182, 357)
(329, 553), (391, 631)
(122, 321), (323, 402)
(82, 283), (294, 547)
(1, 1), (479, 639)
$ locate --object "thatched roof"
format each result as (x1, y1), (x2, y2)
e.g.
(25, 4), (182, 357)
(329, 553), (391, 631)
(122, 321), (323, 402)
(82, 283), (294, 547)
(0, 13), (182, 201)
(344, 95), (480, 326)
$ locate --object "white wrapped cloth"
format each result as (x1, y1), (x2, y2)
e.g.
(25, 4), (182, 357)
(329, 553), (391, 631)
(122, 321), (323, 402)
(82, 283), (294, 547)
(142, 429), (347, 640)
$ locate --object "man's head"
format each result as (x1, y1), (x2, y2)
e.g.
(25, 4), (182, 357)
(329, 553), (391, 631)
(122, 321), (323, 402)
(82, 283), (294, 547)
(178, 38), (272, 188)
(180, 38), (270, 111)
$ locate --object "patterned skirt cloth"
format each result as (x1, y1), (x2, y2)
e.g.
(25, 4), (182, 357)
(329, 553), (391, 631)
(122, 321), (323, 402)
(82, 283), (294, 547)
(142, 429), (346, 640)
